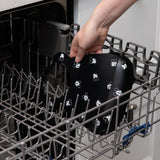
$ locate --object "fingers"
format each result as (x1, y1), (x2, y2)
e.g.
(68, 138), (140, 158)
(96, 48), (103, 54)
(69, 26), (104, 62)
(70, 37), (78, 58)
(75, 47), (86, 62)
(70, 42), (103, 62)
(70, 46), (77, 58)
(70, 46), (86, 63)
(70, 34), (86, 63)
(70, 43), (86, 62)
(87, 46), (103, 54)
(70, 47), (102, 63)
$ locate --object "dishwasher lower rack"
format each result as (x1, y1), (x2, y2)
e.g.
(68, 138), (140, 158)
(0, 42), (160, 160)
(0, 63), (160, 160)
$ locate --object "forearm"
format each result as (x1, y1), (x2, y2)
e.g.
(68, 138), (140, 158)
(70, 0), (137, 62)
(89, 0), (137, 30)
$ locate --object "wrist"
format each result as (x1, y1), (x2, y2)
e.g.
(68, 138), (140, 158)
(87, 14), (109, 37)
(88, 1), (112, 31)
(89, 0), (137, 30)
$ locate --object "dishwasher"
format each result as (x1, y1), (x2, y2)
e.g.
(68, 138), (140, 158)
(0, 1), (160, 160)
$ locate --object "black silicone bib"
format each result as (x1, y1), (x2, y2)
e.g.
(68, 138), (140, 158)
(54, 52), (134, 135)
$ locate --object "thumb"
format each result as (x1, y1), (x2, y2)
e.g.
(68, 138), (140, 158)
(75, 47), (86, 62)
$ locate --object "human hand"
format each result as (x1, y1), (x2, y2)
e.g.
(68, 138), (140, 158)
(70, 22), (108, 62)
(69, 0), (137, 63)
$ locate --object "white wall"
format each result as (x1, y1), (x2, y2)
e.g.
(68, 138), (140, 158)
(74, 0), (101, 27)
(109, 0), (158, 56)
(74, 0), (159, 54)
(74, 0), (160, 160)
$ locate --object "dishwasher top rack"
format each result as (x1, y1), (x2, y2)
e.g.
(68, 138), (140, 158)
(0, 31), (160, 160)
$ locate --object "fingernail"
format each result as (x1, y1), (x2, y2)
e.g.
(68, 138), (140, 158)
(75, 57), (80, 63)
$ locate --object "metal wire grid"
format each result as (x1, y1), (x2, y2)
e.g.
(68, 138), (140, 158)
(0, 16), (160, 159)
(0, 63), (64, 160)
(0, 62), (160, 160)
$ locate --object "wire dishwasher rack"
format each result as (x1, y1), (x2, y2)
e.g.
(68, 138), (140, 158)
(1, 26), (160, 160)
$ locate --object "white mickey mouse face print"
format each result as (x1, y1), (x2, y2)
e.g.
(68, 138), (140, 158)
(55, 52), (134, 135)
(94, 119), (101, 127)
(107, 81), (112, 90)
(96, 100), (101, 106)
(111, 59), (118, 67)
(66, 99), (72, 107)
(114, 88), (122, 96)
(79, 115), (85, 121)
(73, 62), (81, 69)
(121, 61), (127, 70)
(58, 53), (65, 62)
(89, 57), (97, 64)
(103, 115), (111, 123)
(82, 92), (89, 101)
(92, 73), (99, 82)
(74, 80), (81, 88)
